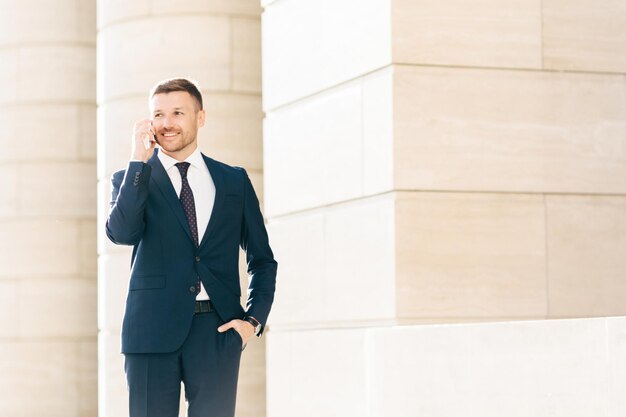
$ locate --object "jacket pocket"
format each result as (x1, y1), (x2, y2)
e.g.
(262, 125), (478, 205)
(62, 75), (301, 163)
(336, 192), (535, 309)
(129, 275), (166, 290)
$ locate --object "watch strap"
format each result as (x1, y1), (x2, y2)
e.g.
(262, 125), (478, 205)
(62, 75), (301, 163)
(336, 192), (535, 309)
(243, 316), (262, 336)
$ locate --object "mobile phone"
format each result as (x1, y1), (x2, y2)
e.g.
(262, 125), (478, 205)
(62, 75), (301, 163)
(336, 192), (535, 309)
(143, 121), (159, 149)
(143, 133), (157, 150)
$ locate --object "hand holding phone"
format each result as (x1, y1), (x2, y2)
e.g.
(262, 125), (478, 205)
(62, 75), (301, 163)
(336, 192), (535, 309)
(131, 119), (157, 162)
(142, 132), (154, 150)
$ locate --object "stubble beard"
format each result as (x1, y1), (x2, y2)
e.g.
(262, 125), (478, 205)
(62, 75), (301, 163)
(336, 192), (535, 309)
(159, 131), (198, 157)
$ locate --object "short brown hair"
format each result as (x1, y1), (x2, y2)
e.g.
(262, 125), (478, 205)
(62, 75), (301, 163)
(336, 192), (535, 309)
(150, 78), (203, 110)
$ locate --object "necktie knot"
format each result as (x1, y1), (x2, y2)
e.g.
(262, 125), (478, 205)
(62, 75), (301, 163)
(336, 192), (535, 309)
(175, 162), (190, 179)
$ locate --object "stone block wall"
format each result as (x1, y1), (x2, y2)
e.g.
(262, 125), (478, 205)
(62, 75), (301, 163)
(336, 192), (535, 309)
(262, 1), (626, 415)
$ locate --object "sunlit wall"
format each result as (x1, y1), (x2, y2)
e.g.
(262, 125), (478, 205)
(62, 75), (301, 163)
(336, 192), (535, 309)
(0, 1), (98, 416)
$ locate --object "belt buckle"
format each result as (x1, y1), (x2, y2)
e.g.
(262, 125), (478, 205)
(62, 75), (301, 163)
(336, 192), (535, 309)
(193, 300), (212, 314)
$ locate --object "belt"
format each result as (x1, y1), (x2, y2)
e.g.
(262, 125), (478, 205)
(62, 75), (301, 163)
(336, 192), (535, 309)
(194, 300), (214, 314)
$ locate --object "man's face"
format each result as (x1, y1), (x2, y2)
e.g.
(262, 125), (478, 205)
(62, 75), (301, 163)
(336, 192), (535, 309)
(150, 91), (205, 158)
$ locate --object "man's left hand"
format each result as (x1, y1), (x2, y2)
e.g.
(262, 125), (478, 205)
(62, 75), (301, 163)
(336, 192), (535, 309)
(217, 319), (255, 345)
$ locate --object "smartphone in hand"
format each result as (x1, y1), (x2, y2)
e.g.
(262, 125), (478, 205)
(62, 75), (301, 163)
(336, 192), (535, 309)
(142, 122), (158, 149)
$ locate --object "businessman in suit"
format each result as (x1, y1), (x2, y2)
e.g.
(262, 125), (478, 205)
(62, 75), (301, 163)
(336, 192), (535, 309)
(106, 78), (277, 417)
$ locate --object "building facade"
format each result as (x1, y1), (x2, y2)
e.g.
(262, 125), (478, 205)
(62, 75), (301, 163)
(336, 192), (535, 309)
(0, 0), (625, 416)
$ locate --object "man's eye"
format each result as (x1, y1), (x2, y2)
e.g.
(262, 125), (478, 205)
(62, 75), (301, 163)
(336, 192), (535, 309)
(175, 111), (183, 115)
(154, 114), (162, 118)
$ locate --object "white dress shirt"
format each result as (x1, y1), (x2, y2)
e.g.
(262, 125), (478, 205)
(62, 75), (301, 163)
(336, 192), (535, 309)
(158, 147), (215, 300)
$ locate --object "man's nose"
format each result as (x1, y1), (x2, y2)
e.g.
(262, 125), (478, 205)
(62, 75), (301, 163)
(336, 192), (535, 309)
(162, 116), (174, 128)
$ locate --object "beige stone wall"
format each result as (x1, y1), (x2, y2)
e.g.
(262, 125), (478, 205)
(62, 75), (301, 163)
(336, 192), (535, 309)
(97, 1), (266, 416)
(0, 0), (98, 416)
(267, 316), (626, 416)
(264, 0), (626, 326)
(263, 0), (626, 415)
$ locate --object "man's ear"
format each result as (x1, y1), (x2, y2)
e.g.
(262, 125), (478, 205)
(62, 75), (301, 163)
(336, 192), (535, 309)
(197, 109), (206, 128)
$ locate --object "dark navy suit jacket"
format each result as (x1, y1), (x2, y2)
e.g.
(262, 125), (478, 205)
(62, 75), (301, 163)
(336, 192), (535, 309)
(106, 150), (277, 354)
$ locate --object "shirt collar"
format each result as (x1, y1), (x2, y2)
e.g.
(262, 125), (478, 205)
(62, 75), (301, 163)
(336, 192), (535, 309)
(157, 147), (205, 171)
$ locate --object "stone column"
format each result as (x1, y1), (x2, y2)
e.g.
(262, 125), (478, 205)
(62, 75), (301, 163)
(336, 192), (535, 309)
(97, 1), (265, 416)
(0, 0), (97, 416)
(262, 0), (626, 415)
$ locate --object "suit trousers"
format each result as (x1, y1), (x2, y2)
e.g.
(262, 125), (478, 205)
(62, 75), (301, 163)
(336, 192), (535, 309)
(124, 310), (244, 417)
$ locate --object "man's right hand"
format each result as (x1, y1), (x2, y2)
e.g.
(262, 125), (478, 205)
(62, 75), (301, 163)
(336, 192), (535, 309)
(131, 119), (157, 162)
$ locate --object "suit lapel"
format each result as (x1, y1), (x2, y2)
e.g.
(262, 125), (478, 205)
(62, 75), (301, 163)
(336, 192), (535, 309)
(147, 150), (194, 243)
(199, 153), (225, 248)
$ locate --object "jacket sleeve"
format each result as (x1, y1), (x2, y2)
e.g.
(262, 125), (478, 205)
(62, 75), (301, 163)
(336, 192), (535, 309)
(105, 161), (152, 246)
(239, 168), (278, 336)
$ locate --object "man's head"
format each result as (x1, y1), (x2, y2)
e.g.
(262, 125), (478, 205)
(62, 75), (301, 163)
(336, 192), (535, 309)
(149, 78), (206, 161)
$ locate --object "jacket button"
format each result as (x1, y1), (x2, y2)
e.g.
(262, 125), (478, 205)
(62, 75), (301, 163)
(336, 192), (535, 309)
(189, 286), (197, 293)
(195, 256), (200, 262)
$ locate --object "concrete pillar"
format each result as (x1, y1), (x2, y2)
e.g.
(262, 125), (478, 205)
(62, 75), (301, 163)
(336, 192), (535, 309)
(97, 1), (265, 416)
(262, 0), (626, 415)
(0, 0), (97, 416)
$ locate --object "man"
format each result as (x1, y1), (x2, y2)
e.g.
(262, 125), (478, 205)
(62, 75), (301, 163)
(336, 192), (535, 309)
(106, 78), (277, 417)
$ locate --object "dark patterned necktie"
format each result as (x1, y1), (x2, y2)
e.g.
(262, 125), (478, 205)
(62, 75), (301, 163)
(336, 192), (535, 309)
(175, 162), (201, 293)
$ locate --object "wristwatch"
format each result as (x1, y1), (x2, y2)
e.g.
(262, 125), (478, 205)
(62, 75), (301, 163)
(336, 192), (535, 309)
(243, 316), (262, 337)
